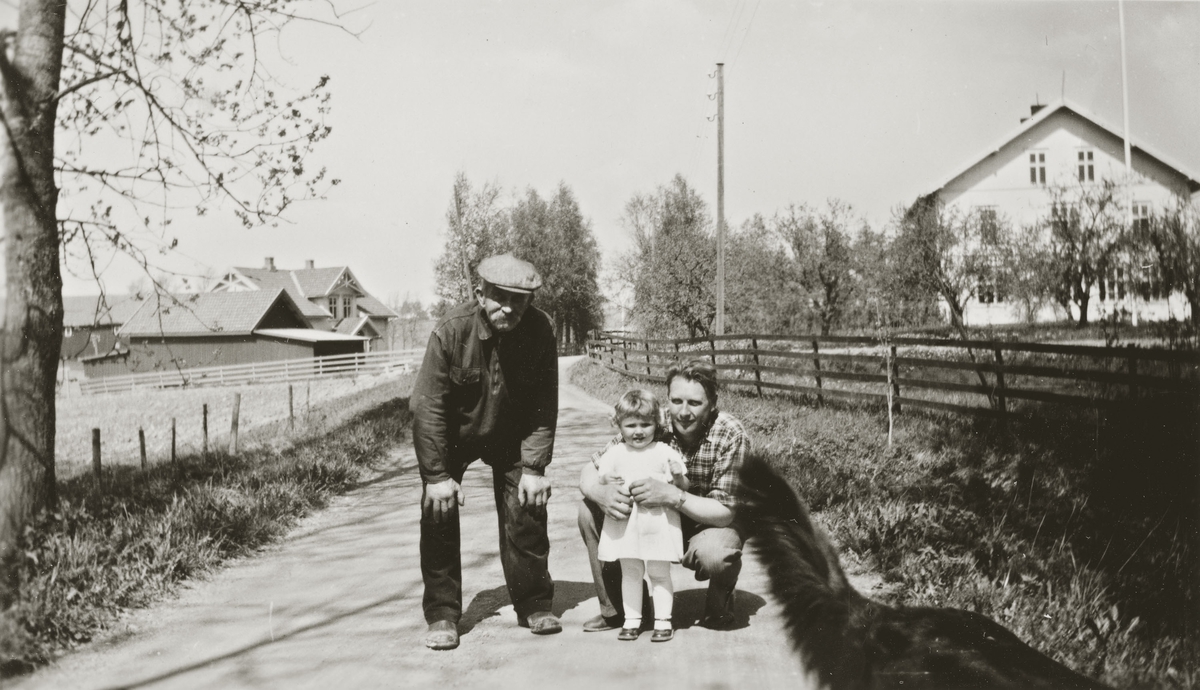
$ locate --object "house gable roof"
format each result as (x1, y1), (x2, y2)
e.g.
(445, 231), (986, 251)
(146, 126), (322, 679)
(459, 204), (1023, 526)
(228, 264), (398, 319)
(119, 289), (310, 338)
(930, 99), (1200, 196)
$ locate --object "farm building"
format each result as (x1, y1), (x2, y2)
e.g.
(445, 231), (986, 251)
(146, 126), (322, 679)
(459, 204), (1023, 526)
(210, 258), (397, 349)
(83, 289), (367, 378)
(929, 99), (1200, 326)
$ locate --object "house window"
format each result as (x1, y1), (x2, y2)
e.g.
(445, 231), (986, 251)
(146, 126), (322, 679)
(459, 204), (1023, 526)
(328, 297), (338, 316)
(341, 296), (353, 319)
(1132, 202), (1151, 234)
(977, 207), (1000, 244)
(1077, 150), (1094, 182)
(1029, 152), (1046, 185)
(976, 258), (1004, 305)
(64, 326), (74, 337)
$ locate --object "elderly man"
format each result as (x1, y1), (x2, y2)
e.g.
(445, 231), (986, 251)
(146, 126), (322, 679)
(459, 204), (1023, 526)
(578, 359), (750, 632)
(411, 254), (560, 651)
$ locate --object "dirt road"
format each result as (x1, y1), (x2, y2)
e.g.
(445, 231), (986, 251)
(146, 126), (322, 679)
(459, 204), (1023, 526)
(13, 357), (822, 690)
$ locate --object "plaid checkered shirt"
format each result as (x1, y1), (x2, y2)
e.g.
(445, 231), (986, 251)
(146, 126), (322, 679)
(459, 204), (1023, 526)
(591, 410), (749, 509)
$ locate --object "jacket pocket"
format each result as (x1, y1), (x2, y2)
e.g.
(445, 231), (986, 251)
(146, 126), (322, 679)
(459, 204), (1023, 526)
(450, 366), (481, 385)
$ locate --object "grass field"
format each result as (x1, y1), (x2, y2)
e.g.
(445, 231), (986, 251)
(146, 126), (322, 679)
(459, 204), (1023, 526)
(570, 358), (1199, 689)
(3, 377), (415, 677)
(55, 372), (414, 479)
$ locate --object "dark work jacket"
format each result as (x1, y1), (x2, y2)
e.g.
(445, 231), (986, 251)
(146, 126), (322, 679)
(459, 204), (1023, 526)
(410, 301), (558, 483)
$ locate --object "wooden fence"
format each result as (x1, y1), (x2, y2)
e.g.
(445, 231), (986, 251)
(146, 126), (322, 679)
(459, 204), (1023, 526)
(80, 349), (423, 395)
(586, 332), (1200, 418)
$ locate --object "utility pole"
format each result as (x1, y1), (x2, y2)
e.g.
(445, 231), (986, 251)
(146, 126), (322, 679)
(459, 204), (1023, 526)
(1118, 0), (1137, 326)
(715, 62), (726, 336)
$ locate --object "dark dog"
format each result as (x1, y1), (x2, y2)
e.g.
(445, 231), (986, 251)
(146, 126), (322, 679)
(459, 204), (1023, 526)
(736, 454), (1113, 690)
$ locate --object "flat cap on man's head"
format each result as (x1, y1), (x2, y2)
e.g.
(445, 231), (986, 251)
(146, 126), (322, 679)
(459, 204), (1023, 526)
(477, 254), (543, 294)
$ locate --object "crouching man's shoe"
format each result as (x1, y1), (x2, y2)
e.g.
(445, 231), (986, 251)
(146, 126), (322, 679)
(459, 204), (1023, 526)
(518, 611), (562, 635)
(582, 613), (624, 632)
(424, 620), (459, 650)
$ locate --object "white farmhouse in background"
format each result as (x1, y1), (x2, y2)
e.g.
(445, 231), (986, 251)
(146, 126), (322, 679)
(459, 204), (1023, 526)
(928, 99), (1200, 326)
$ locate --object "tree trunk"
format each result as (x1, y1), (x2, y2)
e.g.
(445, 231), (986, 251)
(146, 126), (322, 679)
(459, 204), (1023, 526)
(0, 0), (68, 596)
(1076, 293), (1091, 326)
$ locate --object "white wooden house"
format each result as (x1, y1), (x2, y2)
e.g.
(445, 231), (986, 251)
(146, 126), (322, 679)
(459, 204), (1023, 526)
(929, 99), (1200, 325)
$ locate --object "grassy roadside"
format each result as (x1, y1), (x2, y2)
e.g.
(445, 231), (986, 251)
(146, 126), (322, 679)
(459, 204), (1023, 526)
(570, 359), (1199, 689)
(0, 391), (413, 678)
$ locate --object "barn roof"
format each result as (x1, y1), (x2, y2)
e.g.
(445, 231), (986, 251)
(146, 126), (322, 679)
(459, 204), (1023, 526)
(62, 294), (145, 327)
(119, 289), (311, 338)
(226, 268), (331, 318)
(229, 264), (398, 319)
(254, 328), (369, 343)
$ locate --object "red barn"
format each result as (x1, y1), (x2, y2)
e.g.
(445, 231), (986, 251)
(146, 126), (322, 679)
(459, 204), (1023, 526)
(83, 289), (367, 378)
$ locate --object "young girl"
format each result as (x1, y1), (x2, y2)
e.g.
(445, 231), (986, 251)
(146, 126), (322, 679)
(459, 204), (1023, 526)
(596, 389), (689, 642)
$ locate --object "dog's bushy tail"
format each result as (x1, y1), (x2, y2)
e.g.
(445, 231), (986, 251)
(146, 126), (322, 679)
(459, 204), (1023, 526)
(737, 453), (871, 690)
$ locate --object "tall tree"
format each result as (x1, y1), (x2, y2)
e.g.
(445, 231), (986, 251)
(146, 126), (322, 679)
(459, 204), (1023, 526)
(1139, 196), (1200, 323)
(508, 183), (603, 344)
(724, 214), (804, 335)
(617, 174), (715, 338)
(775, 201), (860, 335)
(432, 172), (509, 309)
(1, 0), (339, 589)
(892, 195), (1010, 329)
(1040, 180), (1127, 326)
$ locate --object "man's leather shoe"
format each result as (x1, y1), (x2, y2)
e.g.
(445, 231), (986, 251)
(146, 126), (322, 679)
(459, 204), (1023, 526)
(582, 613), (624, 632)
(699, 612), (736, 630)
(518, 611), (562, 635)
(424, 620), (459, 650)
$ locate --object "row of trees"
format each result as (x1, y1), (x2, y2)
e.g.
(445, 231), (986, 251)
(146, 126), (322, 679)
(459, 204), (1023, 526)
(432, 174), (604, 345)
(617, 174), (1200, 338)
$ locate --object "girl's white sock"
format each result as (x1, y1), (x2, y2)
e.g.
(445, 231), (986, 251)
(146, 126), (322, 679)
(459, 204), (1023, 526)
(654, 618), (671, 631)
(624, 617), (642, 629)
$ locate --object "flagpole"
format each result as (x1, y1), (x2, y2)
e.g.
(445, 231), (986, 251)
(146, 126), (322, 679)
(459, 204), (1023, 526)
(1118, 0), (1137, 326)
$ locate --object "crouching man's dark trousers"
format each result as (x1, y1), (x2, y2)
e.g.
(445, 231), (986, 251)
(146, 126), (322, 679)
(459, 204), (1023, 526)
(420, 452), (554, 625)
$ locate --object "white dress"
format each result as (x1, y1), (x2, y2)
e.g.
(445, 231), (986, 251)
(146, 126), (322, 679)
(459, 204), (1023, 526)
(596, 442), (686, 563)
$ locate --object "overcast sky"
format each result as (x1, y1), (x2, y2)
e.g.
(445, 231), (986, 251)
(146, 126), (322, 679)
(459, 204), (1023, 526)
(24, 0), (1200, 305)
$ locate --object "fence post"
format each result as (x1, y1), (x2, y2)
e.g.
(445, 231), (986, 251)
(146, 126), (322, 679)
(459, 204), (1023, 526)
(289, 384), (295, 432)
(202, 403), (209, 456)
(171, 417), (177, 463)
(993, 348), (1008, 416)
(1126, 344), (1139, 399)
(644, 341), (652, 379)
(138, 427), (147, 470)
(811, 340), (824, 407)
(92, 428), (101, 485)
(751, 337), (763, 398)
(708, 337), (717, 365)
(230, 392), (242, 455)
(890, 343), (902, 415)
(622, 339), (630, 374)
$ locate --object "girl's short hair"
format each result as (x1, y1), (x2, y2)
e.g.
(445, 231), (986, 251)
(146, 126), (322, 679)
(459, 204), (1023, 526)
(613, 388), (660, 425)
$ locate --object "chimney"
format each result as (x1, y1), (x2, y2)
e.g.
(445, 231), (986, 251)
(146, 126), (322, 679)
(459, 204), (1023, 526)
(305, 259), (315, 269)
(264, 256), (275, 271)
(1020, 103), (1047, 124)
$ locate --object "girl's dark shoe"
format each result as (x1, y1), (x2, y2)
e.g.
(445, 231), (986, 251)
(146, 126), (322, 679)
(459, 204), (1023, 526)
(617, 627), (641, 641)
(650, 628), (674, 642)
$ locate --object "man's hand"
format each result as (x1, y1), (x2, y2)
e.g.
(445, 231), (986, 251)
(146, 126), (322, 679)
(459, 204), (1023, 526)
(627, 476), (679, 509)
(518, 473), (553, 509)
(423, 479), (463, 523)
(594, 481), (633, 520)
